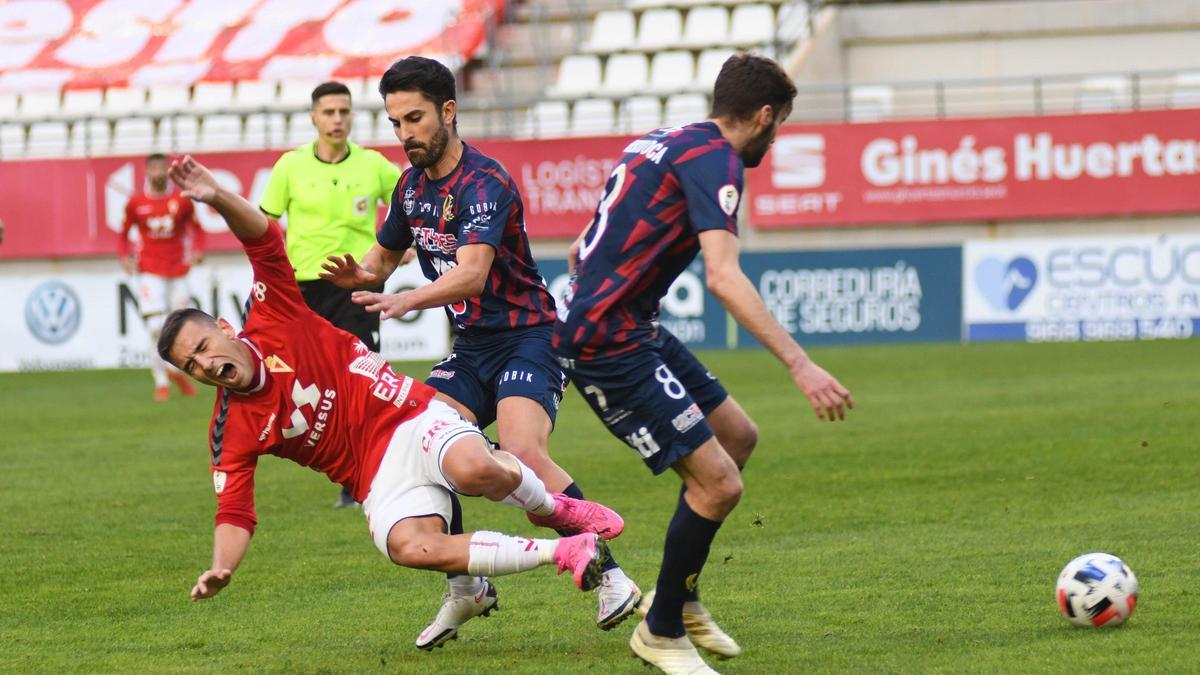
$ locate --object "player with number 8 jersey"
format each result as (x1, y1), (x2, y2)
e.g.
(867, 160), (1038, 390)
(154, 156), (624, 639)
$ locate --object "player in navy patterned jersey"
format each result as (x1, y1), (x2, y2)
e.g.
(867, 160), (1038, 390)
(319, 56), (641, 647)
(556, 54), (855, 674)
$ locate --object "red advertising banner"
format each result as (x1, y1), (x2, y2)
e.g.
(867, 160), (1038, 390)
(0, 0), (503, 91)
(749, 109), (1200, 227)
(0, 134), (632, 260)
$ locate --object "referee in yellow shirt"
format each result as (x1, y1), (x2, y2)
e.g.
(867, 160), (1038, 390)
(260, 81), (402, 507)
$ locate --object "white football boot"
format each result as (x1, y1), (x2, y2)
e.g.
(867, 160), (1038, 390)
(596, 568), (642, 630)
(638, 589), (741, 659)
(629, 620), (719, 675)
(415, 580), (498, 650)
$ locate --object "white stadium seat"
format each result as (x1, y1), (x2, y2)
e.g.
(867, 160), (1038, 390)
(0, 92), (17, 118)
(244, 112), (280, 149)
(146, 84), (191, 114)
(104, 88), (146, 116)
(71, 119), (112, 156)
(352, 110), (376, 144)
(849, 85), (894, 121)
(17, 90), (60, 120)
(729, 4), (776, 47)
(548, 55), (602, 98)
(373, 114), (401, 145)
(637, 9), (683, 51)
(288, 111), (315, 146)
(199, 114), (242, 150)
(1077, 76), (1129, 113)
(619, 96), (663, 134)
(25, 121), (69, 157)
(60, 89), (104, 118)
(776, 2), (812, 42)
(527, 100), (569, 138)
(1168, 72), (1200, 108)
(278, 80), (321, 109)
(649, 51), (696, 95)
(168, 115), (199, 152)
(664, 93), (709, 126)
(112, 118), (157, 155)
(695, 48), (736, 92)
(1, 123), (26, 158)
(600, 53), (649, 96)
(231, 80), (278, 112)
(682, 7), (730, 48)
(570, 98), (615, 136)
(584, 10), (636, 53)
(191, 81), (235, 113)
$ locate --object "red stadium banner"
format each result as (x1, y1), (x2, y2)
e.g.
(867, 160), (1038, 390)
(0, 0), (504, 91)
(749, 109), (1200, 227)
(0, 135), (633, 260)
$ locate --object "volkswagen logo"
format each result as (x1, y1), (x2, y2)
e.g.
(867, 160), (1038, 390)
(25, 281), (82, 344)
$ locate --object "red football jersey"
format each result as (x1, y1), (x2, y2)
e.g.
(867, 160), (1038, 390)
(120, 191), (203, 278)
(208, 221), (436, 533)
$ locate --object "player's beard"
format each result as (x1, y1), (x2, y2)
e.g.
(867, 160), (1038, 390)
(405, 122), (449, 169)
(740, 125), (776, 169)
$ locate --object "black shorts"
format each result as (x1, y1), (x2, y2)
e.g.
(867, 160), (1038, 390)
(297, 279), (383, 352)
(563, 328), (729, 475)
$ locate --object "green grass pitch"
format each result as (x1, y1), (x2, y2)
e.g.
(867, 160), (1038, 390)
(2, 339), (1198, 673)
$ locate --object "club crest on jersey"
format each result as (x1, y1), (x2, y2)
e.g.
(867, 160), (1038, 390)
(213, 470), (227, 493)
(718, 184), (739, 216)
(265, 355), (293, 373)
(442, 194), (456, 221)
(403, 187), (416, 215)
(354, 196), (370, 216)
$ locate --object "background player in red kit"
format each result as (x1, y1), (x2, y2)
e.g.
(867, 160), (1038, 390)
(156, 156), (624, 644)
(120, 152), (205, 400)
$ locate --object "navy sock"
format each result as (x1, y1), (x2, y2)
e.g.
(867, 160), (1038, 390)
(646, 495), (722, 638)
(445, 492), (465, 580)
(678, 486), (700, 603)
(560, 482), (620, 572)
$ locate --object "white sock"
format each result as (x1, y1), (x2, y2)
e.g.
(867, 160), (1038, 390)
(447, 574), (486, 597)
(498, 461), (555, 516)
(147, 314), (168, 387)
(466, 531), (558, 576)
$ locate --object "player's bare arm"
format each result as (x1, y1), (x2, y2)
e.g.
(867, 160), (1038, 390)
(699, 229), (854, 421)
(191, 523), (252, 601)
(319, 243), (403, 289)
(168, 156), (268, 241)
(352, 243), (495, 320)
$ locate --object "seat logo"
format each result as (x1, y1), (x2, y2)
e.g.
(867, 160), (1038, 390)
(25, 281), (82, 344)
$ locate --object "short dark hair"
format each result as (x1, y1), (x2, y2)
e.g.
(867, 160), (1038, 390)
(157, 308), (215, 364)
(378, 56), (457, 127)
(146, 152), (167, 163)
(311, 81), (352, 106)
(710, 53), (797, 122)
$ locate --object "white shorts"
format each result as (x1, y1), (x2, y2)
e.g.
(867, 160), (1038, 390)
(139, 274), (192, 317)
(362, 399), (486, 559)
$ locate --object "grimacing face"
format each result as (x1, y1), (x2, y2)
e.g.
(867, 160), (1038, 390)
(311, 93), (352, 145)
(168, 316), (257, 392)
(146, 158), (169, 192)
(385, 90), (452, 169)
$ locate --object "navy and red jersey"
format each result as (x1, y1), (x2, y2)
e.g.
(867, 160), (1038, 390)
(377, 142), (555, 335)
(120, 190), (203, 278)
(208, 221), (435, 534)
(554, 122), (743, 360)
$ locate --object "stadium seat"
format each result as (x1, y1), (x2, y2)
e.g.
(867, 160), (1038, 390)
(278, 80), (321, 110)
(288, 111), (315, 146)
(191, 81), (235, 113)
(528, 100), (569, 138)
(570, 98), (615, 136)
(231, 80), (278, 112)
(1077, 76), (1129, 112)
(850, 85), (894, 121)
(71, 119), (112, 156)
(600, 53), (649, 96)
(0, 123), (25, 158)
(0, 92), (16, 119)
(166, 115), (199, 153)
(112, 118), (157, 155)
(199, 114), (242, 150)
(664, 93), (709, 126)
(729, 4), (776, 47)
(25, 122), (69, 157)
(103, 87), (147, 117)
(695, 48), (736, 92)
(637, 9), (684, 51)
(619, 96), (663, 133)
(776, 1), (811, 42)
(373, 114), (402, 145)
(352, 110), (376, 144)
(682, 7), (730, 48)
(243, 112), (282, 149)
(16, 90), (60, 121)
(1168, 72), (1200, 108)
(584, 10), (636, 53)
(60, 89), (104, 119)
(649, 51), (696, 95)
(146, 85), (192, 114)
(548, 55), (602, 98)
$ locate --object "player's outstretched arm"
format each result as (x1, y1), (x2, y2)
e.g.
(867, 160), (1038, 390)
(169, 155), (268, 241)
(191, 523), (252, 601)
(699, 229), (854, 422)
(319, 243), (405, 289)
(351, 243), (494, 319)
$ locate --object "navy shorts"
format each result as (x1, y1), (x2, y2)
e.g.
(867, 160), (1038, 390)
(563, 328), (729, 475)
(425, 323), (567, 430)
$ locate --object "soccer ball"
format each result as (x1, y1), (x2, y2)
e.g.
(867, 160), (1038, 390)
(1055, 552), (1138, 627)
